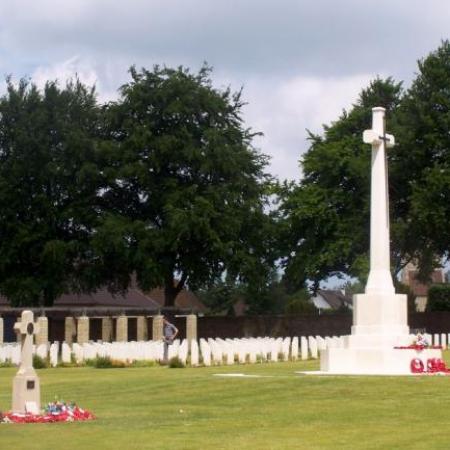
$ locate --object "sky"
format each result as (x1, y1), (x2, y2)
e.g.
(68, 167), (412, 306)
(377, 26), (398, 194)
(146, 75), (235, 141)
(0, 0), (449, 181)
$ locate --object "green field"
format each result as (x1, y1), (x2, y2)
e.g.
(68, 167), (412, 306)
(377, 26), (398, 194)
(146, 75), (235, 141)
(2, 357), (450, 450)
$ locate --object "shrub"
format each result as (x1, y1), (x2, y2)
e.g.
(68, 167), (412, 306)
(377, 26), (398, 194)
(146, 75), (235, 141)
(427, 284), (450, 311)
(168, 357), (185, 368)
(33, 354), (49, 369)
(0, 359), (14, 368)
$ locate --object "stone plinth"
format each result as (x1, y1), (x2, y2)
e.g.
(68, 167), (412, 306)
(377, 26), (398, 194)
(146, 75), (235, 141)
(321, 347), (442, 375)
(152, 315), (163, 341)
(136, 316), (148, 341)
(36, 316), (48, 346)
(65, 317), (76, 344)
(116, 316), (128, 342)
(77, 316), (89, 344)
(186, 314), (197, 342)
(102, 317), (113, 342)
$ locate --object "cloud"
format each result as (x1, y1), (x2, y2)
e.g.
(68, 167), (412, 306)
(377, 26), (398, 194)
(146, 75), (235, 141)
(0, 0), (449, 181)
(239, 73), (375, 180)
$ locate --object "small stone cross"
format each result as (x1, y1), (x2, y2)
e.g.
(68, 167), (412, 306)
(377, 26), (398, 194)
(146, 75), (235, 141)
(14, 310), (40, 372)
(363, 109), (395, 149)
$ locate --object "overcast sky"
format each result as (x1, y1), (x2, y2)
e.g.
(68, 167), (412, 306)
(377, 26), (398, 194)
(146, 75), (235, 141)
(1, 0), (449, 181)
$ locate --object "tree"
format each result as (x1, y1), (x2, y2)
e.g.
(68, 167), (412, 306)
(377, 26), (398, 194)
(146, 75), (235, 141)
(0, 79), (103, 306)
(394, 41), (450, 277)
(102, 65), (275, 307)
(279, 78), (403, 291)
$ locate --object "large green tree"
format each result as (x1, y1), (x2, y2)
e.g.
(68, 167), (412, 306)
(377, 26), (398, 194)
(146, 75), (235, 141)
(0, 79), (103, 306)
(395, 41), (450, 278)
(278, 78), (404, 291)
(101, 65), (275, 307)
(280, 40), (450, 290)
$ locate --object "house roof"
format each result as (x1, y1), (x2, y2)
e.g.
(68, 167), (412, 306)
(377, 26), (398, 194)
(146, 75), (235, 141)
(0, 284), (208, 312)
(317, 290), (353, 309)
(145, 287), (208, 313)
(54, 288), (160, 309)
(406, 269), (445, 297)
(0, 288), (160, 309)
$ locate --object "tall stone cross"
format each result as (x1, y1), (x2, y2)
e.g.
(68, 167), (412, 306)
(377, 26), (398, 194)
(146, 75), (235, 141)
(12, 310), (41, 413)
(363, 107), (395, 295)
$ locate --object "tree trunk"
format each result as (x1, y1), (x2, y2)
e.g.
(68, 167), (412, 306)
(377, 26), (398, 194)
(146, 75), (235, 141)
(163, 273), (188, 307)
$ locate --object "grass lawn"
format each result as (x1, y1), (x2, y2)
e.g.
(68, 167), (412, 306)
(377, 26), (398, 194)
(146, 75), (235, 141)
(2, 355), (450, 450)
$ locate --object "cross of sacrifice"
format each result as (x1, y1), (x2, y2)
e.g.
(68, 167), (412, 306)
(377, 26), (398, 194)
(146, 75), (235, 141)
(363, 112), (395, 149)
(362, 106), (396, 295)
(14, 310), (40, 372)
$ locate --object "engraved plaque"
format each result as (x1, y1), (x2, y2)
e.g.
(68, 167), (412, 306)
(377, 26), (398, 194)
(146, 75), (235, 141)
(27, 380), (35, 390)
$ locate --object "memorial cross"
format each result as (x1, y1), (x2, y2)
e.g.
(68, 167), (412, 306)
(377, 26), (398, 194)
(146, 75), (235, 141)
(14, 310), (40, 372)
(363, 107), (395, 295)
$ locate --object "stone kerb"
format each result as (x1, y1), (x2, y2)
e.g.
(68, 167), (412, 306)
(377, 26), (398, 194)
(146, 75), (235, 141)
(116, 315), (128, 343)
(152, 315), (164, 341)
(36, 316), (48, 346)
(136, 316), (148, 341)
(65, 317), (77, 345)
(77, 316), (89, 344)
(101, 317), (113, 342)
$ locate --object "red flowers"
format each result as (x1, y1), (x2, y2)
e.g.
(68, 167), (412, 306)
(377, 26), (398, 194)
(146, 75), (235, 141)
(1, 405), (95, 424)
(410, 357), (450, 374)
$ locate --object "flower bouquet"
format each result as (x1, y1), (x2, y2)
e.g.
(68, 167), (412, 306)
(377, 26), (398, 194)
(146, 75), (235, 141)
(394, 333), (441, 351)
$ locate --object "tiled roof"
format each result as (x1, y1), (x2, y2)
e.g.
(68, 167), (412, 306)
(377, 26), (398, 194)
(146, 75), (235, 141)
(55, 288), (160, 308)
(145, 287), (208, 313)
(317, 290), (353, 309)
(0, 288), (160, 309)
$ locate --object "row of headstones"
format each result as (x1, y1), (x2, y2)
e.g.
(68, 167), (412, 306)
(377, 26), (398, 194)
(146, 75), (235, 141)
(0, 336), (346, 366)
(0, 314), (198, 345)
(1, 333), (448, 367)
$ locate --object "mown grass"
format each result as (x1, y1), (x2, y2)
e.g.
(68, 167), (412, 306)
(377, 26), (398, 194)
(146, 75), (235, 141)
(1, 355), (450, 449)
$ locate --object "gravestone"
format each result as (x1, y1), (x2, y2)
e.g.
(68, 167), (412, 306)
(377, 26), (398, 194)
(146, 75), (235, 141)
(0, 315), (3, 344)
(61, 342), (72, 364)
(291, 337), (299, 360)
(300, 336), (308, 360)
(190, 339), (199, 366)
(12, 310), (41, 414)
(49, 342), (59, 367)
(320, 107), (441, 374)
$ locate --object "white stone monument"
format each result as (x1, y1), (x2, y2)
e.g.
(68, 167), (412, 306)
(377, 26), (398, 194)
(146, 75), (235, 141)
(12, 310), (41, 413)
(320, 107), (441, 374)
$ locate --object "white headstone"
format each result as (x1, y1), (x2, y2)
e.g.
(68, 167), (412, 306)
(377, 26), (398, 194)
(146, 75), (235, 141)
(441, 333), (447, 350)
(300, 337), (308, 360)
(36, 343), (48, 360)
(49, 342), (59, 367)
(291, 337), (299, 360)
(190, 340), (199, 366)
(62, 342), (72, 364)
(308, 336), (318, 359)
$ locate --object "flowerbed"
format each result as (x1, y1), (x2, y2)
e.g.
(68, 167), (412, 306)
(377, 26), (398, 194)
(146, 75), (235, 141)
(1, 401), (95, 424)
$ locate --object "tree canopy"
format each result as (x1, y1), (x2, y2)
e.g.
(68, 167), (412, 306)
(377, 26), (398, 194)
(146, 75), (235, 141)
(279, 41), (450, 291)
(0, 79), (103, 306)
(100, 65), (275, 307)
